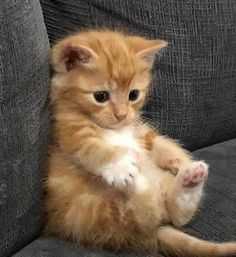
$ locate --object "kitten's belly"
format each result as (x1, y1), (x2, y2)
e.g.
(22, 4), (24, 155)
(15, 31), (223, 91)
(102, 127), (163, 188)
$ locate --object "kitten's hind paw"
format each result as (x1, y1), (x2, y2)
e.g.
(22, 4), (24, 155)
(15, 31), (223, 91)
(178, 161), (208, 188)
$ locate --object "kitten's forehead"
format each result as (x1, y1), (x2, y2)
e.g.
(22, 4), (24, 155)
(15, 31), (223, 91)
(111, 63), (135, 87)
(101, 40), (136, 88)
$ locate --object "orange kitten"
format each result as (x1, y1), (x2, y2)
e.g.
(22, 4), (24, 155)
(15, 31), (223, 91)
(44, 30), (236, 256)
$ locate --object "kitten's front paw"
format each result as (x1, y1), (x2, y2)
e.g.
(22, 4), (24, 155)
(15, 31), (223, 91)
(101, 153), (148, 192)
(178, 161), (208, 188)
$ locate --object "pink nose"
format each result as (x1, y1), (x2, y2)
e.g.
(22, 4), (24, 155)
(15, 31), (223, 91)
(114, 113), (127, 121)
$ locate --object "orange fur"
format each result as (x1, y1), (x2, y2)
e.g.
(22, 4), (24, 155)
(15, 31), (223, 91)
(44, 30), (236, 256)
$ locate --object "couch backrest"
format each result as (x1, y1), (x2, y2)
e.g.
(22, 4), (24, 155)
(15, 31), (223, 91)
(0, 1), (50, 256)
(40, 0), (236, 150)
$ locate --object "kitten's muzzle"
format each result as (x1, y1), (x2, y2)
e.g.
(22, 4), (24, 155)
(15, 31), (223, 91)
(114, 113), (127, 121)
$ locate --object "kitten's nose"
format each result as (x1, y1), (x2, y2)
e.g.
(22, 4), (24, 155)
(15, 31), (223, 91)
(114, 113), (127, 121)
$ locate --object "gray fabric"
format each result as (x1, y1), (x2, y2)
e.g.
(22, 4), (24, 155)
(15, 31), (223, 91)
(0, 1), (50, 256)
(13, 139), (236, 256)
(40, 0), (236, 150)
(12, 238), (151, 257)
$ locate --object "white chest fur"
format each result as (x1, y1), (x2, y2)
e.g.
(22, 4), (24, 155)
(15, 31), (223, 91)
(102, 126), (141, 151)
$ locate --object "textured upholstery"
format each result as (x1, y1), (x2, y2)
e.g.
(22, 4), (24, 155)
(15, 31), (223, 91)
(13, 139), (236, 257)
(12, 238), (150, 257)
(0, 1), (50, 256)
(40, 0), (236, 150)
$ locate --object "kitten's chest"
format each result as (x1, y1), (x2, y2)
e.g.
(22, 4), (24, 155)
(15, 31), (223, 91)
(102, 127), (142, 152)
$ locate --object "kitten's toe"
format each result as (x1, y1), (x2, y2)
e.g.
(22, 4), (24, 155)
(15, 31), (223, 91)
(178, 161), (208, 188)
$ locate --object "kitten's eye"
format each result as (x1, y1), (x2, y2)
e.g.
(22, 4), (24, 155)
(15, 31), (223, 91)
(93, 91), (109, 103)
(129, 89), (140, 101)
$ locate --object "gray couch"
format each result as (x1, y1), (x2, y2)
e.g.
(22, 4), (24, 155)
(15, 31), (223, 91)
(1, 0), (235, 256)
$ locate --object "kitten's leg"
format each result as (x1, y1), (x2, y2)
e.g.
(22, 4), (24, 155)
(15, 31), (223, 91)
(57, 118), (117, 172)
(140, 125), (192, 174)
(163, 161), (208, 227)
(139, 125), (209, 225)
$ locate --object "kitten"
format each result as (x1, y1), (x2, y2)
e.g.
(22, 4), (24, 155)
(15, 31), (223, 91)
(44, 30), (236, 256)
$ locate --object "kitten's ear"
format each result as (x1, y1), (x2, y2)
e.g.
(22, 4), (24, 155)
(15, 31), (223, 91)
(51, 38), (98, 73)
(137, 40), (168, 66)
(128, 37), (168, 67)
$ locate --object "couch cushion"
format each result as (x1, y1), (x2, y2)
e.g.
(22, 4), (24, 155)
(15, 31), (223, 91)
(12, 238), (155, 257)
(13, 139), (236, 256)
(40, 0), (236, 150)
(0, 1), (50, 256)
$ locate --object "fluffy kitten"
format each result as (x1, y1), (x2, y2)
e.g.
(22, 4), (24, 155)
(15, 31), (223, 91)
(44, 30), (236, 256)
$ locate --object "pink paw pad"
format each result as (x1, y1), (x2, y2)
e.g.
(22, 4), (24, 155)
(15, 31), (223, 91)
(180, 161), (208, 188)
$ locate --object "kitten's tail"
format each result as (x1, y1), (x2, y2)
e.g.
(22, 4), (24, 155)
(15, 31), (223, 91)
(157, 226), (236, 257)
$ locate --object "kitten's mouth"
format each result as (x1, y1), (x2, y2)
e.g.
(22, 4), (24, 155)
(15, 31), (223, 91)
(109, 121), (127, 129)
(93, 114), (136, 129)
(96, 119), (130, 130)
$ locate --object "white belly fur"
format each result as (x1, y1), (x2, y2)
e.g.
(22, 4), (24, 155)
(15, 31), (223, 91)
(102, 126), (163, 192)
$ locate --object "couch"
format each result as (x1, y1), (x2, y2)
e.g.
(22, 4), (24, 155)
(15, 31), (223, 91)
(0, 0), (235, 256)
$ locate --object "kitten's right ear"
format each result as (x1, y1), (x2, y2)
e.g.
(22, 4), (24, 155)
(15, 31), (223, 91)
(51, 38), (98, 73)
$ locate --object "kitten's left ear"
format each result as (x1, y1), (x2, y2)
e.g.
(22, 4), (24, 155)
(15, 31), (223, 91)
(137, 40), (168, 66)
(51, 36), (99, 73)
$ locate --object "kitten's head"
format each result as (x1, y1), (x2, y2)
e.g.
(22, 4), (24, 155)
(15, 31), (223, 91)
(51, 30), (167, 129)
